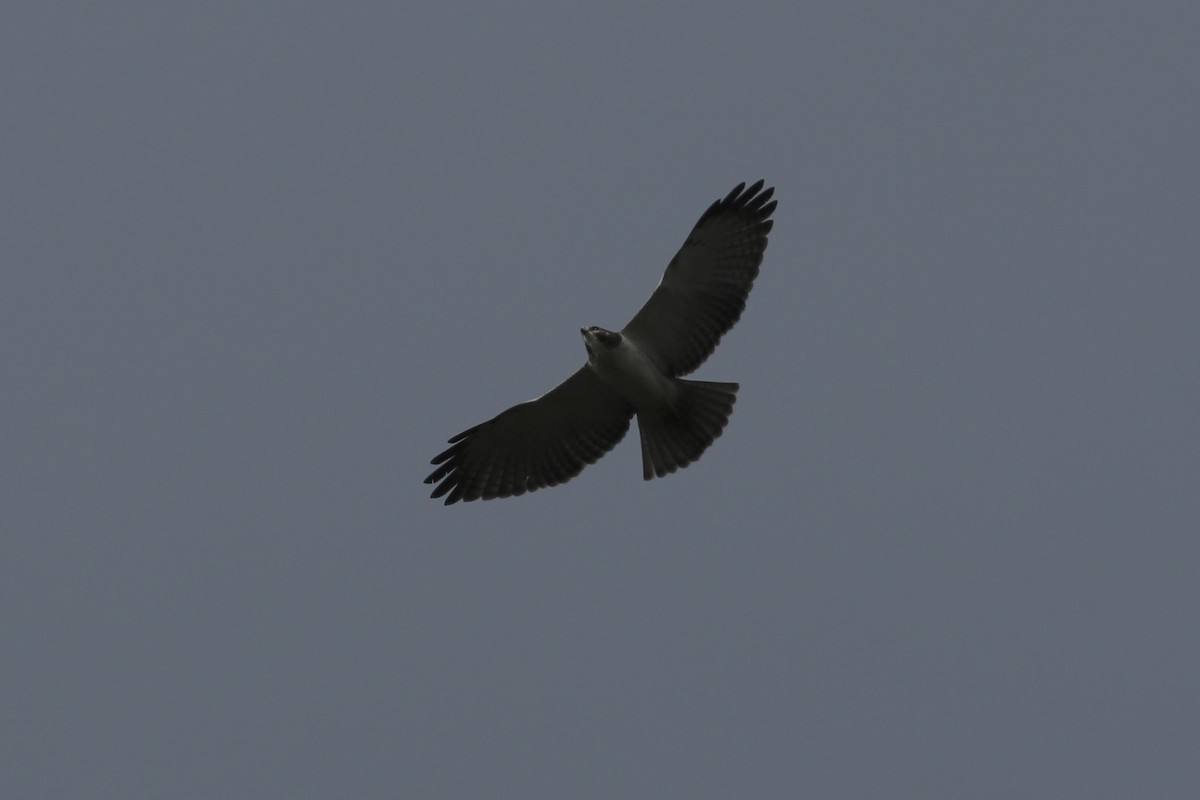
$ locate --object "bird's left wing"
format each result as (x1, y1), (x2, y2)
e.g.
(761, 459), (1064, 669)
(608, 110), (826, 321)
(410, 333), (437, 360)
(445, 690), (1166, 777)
(621, 180), (775, 377)
(425, 366), (634, 504)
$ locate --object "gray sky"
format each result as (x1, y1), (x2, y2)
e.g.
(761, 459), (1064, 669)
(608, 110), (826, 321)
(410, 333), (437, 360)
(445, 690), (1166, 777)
(4, 3), (1197, 797)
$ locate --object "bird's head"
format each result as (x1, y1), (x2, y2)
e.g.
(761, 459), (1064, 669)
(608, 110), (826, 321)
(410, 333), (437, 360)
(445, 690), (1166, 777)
(581, 326), (621, 360)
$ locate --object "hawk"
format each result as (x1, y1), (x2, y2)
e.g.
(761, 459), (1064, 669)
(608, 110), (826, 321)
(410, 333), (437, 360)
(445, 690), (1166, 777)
(425, 180), (776, 504)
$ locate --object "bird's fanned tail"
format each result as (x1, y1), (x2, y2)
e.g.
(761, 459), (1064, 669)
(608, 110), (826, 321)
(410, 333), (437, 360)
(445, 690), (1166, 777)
(637, 379), (738, 480)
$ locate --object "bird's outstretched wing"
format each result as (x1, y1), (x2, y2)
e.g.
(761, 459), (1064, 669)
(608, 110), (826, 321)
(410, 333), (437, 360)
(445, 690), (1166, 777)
(621, 180), (776, 377)
(425, 366), (634, 504)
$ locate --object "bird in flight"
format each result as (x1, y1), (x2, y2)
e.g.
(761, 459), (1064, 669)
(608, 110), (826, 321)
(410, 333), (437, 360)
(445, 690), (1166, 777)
(425, 180), (776, 504)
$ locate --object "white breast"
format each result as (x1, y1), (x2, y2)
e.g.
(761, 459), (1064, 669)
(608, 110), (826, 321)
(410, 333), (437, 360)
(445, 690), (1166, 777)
(590, 337), (678, 411)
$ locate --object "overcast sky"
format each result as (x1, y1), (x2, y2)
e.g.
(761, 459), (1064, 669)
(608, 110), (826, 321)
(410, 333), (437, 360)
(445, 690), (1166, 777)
(4, 3), (1198, 798)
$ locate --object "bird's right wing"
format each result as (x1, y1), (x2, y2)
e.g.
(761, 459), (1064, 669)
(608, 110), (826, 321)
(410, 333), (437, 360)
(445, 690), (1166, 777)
(425, 366), (634, 504)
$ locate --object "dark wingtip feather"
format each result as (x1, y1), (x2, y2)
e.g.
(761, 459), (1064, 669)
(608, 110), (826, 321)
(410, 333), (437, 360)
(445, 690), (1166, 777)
(699, 180), (776, 226)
